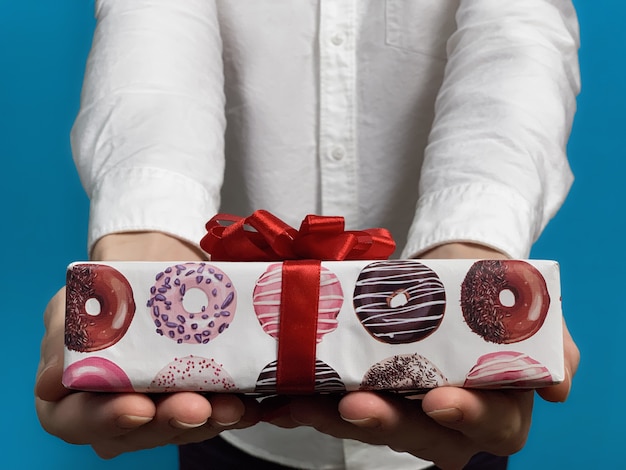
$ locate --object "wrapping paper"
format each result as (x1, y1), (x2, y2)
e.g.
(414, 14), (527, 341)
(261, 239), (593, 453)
(63, 259), (563, 395)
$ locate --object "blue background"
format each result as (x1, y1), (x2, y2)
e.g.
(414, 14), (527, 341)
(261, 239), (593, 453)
(1, 0), (621, 467)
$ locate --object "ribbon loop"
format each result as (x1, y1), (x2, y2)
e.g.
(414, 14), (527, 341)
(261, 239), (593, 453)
(202, 210), (395, 261)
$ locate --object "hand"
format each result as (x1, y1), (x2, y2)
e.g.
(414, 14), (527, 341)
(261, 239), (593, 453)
(262, 243), (579, 469)
(35, 232), (261, 458)
(419, 243), (580, 404)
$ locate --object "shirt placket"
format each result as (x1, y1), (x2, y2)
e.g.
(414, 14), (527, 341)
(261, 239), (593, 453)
(318, 0), (359, 228)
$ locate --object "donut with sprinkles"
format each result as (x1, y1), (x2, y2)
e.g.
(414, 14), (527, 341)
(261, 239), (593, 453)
(460, 260), (550, 344)
(65, 263), (135, 352)
(149, 355), (237, 392)
(361, 353), (448, 393)
(147, 263), (236, 344)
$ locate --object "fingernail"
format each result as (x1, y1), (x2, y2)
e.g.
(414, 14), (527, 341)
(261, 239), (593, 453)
(116, 415), (153, 429)
(341, 416), (381, 428)
(170, 418), (207, 430)
(213, 418), (241, 427)
(426, 408), (464, 423)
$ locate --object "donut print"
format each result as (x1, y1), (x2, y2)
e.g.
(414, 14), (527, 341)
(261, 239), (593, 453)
(464, 351), (555, 389)
(460, 260), (550, 344)
(147, 263), (236, 344)
(149, 355), (237, 392)
(62, 357), (134, 392)
(361, 353), (448, 393)
(353, 260), (446, 344)
(253, 263), (343, 343)
(254, 359), (345, 395)
(65, 264), (136, 352)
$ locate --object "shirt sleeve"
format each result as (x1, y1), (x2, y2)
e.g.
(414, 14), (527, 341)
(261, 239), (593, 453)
(70, 0), (225, 255)
(401, 0), (580, 259)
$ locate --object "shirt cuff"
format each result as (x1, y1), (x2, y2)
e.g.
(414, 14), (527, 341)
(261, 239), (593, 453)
(87, 166), (219, 256)
(401, 183), (539, 259)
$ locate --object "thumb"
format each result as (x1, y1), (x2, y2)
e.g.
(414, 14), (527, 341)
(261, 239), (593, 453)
(537, 318), (579, 403)
(35, 287), (71, 402)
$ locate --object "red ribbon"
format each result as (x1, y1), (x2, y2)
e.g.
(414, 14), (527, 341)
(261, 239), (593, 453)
(276, 260), (320, 394)
(201, 210), (396, 261)
(201, 210), (395, 393)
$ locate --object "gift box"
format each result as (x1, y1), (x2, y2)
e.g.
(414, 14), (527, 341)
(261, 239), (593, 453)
(62, 257), (564, 395)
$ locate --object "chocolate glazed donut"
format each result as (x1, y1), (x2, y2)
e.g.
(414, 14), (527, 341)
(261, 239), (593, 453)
(353, 260), (446, 344)
(460, 260), (550, 344)
(65, 264), (136, 352)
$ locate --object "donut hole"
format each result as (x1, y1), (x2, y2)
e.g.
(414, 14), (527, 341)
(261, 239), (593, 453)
(84, 297), (102, 316)
(388, 289), (410, 309)
(499, 289), (516, 308)
(182, 287), (209, 313)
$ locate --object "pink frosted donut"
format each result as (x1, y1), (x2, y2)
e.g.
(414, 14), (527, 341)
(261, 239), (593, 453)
(149, 355), (236, 392)
(253, 263), (343, 343)
(148, 263), (236, 344)
(62, 357), (133, 392)
(464, 351), (555, 389)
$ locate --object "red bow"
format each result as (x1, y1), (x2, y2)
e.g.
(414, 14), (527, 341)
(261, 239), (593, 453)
(201, 210), (396, 261)
(201, 210), (395, 394)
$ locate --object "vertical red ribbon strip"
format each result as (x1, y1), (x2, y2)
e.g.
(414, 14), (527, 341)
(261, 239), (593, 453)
(276, 260), (321, 394)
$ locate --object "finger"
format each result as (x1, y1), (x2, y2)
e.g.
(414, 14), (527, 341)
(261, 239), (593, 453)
(288, 395), (375, 439)
(35, 391), (157, 446)
(89, 392), (214, 459)
(537, 318), (580, 403)
(96, 393), (257, 457)
(421, 387), (533, 456)
(171, 395), (262, 446)
(338, 392), (474, 469)
(35, 287), (70, 402)
(288, 393), (473, 470)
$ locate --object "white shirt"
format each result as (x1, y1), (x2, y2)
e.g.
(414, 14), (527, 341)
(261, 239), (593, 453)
(71, 0), (580, 468)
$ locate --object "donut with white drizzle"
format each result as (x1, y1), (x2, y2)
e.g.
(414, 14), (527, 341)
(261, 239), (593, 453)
(353, 260), (446, 344)
(147, 263), (236, 344)
(254, 359), (345, 395)
(464, 351), (555, 389)
(253, 263), (343, 343)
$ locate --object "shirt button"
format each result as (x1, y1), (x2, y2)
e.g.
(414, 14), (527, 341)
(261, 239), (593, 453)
(330, 146), (346, 161)
(330, 33), (344, 46)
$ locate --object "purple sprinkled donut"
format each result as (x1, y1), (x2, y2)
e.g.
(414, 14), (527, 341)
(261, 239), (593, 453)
(147, 263), (236, 344)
